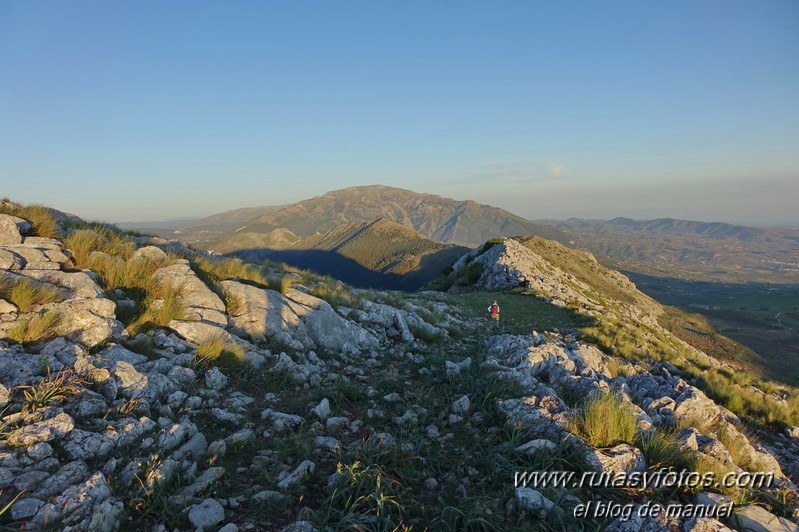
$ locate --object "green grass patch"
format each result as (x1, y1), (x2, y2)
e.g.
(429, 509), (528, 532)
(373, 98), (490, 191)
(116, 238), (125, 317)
(635, 429), (695, 472)
(569, 393), (638, 448)
(18, 367), (86, 414)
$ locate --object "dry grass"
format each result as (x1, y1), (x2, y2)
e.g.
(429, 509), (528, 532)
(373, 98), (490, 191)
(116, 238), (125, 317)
(189, 255), (268, 287)
(127, 283), (186, 334)
(222, 290), (243, 316)
(636, 428), (696, 471)
(195, 334), (247, 366)
(268, 274), (296, 294)
(0, 203), (62, 238)
(64, 225), (136, 263)
(7, 309), (63, 344)
(0, 276), (65, 312)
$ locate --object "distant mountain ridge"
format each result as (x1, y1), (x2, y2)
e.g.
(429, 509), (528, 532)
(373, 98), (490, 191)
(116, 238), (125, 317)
(539, 216), (799, 283)
(237, 185), (561, 247)
(565, 217), (764, 241)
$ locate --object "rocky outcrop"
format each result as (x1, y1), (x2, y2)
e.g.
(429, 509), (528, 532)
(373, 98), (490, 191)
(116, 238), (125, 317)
(222, 281), (379, 354)
(153, 259), (229, 343)
(0, 218), (124, 347)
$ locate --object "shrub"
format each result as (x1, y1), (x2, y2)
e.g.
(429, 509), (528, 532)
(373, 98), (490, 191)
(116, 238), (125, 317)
(455, 262), (484, 287)
(569, 392), (638, 447)
(478, 237), (504, 256)
(0, 276), (65, 312)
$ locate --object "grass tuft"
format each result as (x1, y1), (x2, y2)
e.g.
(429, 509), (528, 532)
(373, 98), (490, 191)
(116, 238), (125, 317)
(267, 274), (296, 294)
(18, 367), (86, 414)
(635, 428), (696, 471)
(0, 276), (65, 312)
(195, 334), (247, 366)
(569, 392), (638, 448)
(6, 309), (63, 344)
(127, 283), (186, 334)
(0, 202), (62, 238)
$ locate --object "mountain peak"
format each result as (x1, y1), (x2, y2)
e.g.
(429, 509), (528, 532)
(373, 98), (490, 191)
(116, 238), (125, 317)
(238, 185), (559, 247)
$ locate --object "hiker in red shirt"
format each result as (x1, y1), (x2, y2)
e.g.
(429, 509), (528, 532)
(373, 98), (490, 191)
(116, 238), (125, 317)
(488, 299), (500, 330)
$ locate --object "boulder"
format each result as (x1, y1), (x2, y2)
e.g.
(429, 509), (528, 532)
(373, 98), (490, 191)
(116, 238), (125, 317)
(188, 498), (225, 529)
(153, 261), (227, 326)
(0, 214), (23, 245)
(587, 444), (646, 473)
(514, 487), (555, 512)
(57, 298), (124, 347)
(222, 281), (378, 353)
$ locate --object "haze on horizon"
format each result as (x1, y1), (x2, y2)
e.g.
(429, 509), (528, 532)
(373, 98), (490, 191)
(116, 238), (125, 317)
(1, 1), (797, 226)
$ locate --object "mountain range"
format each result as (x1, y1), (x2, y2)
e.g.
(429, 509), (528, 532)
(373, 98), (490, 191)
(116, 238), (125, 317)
(537, 217), (799, 283)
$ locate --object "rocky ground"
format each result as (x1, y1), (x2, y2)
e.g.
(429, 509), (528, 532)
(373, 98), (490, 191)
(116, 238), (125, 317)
(1, 210), (798, 531)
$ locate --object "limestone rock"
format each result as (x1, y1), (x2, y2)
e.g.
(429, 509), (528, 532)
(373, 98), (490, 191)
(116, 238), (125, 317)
(154, 260), (227, 326)
(10, 498), (45, 521)
(451, 395), (471, 415)
(277, 460), (315, 490)
(57, 297), (124, 346)
(280, 522), (319, 532)
(6, 412), (75, 446)
(588, 444), (646, 473)
(732, 505), (799, 532)
(131, 245), (168, 263)
(0, 250), (24, 270)
(445, 357), (472, 378)
(205, 366), (228, 390)
(222, 281), (378, 353)
(514, 487), (555, 512)
(51, 472), (111, 523)
(516, 439), (557, 454)
(312, 398), (331, 420)
(189, 498), (225, 528)
(0, 214), (23, 245)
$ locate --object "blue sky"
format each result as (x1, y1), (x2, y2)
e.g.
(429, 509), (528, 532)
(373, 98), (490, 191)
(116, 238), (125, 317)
(1, 1), (797, 224)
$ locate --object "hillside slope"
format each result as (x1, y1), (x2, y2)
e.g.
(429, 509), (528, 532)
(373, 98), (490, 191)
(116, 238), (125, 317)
(235, 218), (468, 290)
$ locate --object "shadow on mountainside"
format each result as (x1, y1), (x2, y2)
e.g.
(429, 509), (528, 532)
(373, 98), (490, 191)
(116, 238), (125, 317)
(229, 248), (459, 291)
